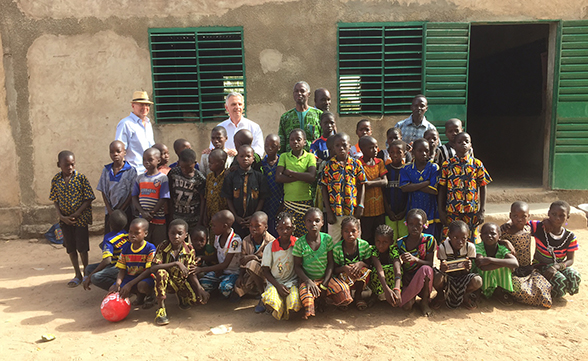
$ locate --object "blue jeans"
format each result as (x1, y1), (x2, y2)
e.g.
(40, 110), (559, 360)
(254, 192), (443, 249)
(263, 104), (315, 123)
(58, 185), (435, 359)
(85, 263), (119, 290)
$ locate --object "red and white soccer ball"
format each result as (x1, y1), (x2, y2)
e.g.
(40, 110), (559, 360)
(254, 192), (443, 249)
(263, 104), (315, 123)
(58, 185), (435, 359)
(101, 292), (131, 322)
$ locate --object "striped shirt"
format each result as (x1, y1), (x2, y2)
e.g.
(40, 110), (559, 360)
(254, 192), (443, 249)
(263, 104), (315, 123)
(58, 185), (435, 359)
(293, 232), (333, 280)
(101, 230), (128, 265)
(333, 238), (372, 266)
(132, 172), (170, 225)
(530, 220), (578, 264)
(397, 234), (436, 274)
(116, 241), (156, 276)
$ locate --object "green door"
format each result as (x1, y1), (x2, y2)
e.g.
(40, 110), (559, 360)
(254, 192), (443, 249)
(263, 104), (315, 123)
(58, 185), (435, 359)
(552, 20), (588, 189)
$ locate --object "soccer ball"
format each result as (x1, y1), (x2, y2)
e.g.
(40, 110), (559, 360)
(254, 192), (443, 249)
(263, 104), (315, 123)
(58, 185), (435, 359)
(100, 292), (131, 322)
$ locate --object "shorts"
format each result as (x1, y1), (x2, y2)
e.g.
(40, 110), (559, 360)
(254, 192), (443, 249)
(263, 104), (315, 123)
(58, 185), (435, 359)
(121, 274), (155, 289)
(61, 223), (89, 254)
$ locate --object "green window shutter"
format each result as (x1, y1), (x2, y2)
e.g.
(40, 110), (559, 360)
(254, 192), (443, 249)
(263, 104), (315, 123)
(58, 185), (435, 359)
(423, 22), (470, 140)
(552, 20), (588, 189)
(149, 27), (245, 123)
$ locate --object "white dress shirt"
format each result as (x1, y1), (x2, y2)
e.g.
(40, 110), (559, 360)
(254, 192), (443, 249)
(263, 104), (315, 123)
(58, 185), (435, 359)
(211, 117), (264, 156)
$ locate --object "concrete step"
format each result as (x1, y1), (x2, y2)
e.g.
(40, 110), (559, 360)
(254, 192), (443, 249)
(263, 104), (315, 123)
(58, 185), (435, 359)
(486, 186), (588, 205)
(484, 203), (587, 230)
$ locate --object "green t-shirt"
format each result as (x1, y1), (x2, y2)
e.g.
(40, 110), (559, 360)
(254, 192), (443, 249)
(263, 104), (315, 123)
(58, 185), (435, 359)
(333, 238), (372, 266)
(292, 232), (333, 280)
(278, 150), (316, 201)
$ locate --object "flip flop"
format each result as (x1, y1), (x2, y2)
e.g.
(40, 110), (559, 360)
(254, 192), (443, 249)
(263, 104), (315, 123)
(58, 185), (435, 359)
(67, 277), (82, 288)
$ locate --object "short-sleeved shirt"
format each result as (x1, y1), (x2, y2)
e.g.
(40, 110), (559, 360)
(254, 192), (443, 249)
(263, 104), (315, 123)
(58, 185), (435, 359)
(439, 154), (492, 214)
(205, 169), (228, 220)
(473, 242), (510, 272)
(49, 170), (96, 227)
(385, 163), (408, 215)
(400, 162), (440, 224)
(292, 233), (334, 280)
(153, 239), (197, 279)
(310, 136), (329, 161)
(262, 236), (298, 288)
(116, 241), (156, 276)
(394, 115), (437, 144)
(530, 220), (579, 264)
(437, 238), (476, 261)
(167, 166), (206, 227)
(261, 155), (284, 218)
(115, 112), (155, 173)
(221, 167), (268, 218)
(278, 108), (322, 153)
(319, 156), (367, 216)
(97, 161), (137, 214)
(371, 243), (400, 266)
(359, 157), (387, 217)
(132, 172), (170, 225)
(200, 150), (233, 176)
(101, 230), (128, 265)
(438, 143), (456, 167)
(397, 234), (436, 274)
(278, 150), (316, 202)
(333, 238), (372, 266)
(214, 230), (242, 274)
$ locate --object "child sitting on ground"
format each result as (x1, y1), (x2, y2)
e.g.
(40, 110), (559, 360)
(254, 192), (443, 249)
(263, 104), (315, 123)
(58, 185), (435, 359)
(473, 223), (518, 305)
(261, 212), (300, 320)
(97, 140), (136, 234)
(424, 128), (441, 164)
(369, 224), (402, 307)
(358, 135), (387, 244)
(203, 149), (229, 228)
(333, 216), (372, 310)
(200, 126), (233, 175)
(153, 143), (171, 175)
(276, 128), (317, 238)
(384, 140), (409, 239)
(397, 208), (436, 316)
(190, 225), (216, 267)
(294, 208), (353, 319)
(349, 119), (372, 159)
(50, 150), (96, 288)
(83, 210), (128, 291)
(433, 220), (482, 310)
(169, 138), (199, 170)
(260, 134), (284, 238)
(110, 218), (156, 307)
(132, 147), (170, 246)
(310, 111), (337, 163)
(234, 211), (276, 309)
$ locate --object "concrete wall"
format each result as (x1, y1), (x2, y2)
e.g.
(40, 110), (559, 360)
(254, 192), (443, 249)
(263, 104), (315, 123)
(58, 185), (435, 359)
(1, 0), (588, 236)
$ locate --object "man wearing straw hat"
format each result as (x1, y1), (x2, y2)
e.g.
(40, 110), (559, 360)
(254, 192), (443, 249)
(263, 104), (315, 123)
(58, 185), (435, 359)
(115, 91), (155, 173)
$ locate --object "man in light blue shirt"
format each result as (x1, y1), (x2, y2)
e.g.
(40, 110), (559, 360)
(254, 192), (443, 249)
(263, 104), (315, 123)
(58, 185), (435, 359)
(115, 91), (155, 173)
(394, 94), (437, 144)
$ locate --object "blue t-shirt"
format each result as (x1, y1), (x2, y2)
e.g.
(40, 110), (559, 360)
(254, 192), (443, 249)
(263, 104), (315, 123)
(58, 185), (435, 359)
(310, 136), (330, 161)
(399, 162), (440, 224)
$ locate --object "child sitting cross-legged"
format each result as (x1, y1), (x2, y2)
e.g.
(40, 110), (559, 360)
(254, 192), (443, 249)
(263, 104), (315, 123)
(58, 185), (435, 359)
(294, 208), (353, 319)
(369, 224), (402, 307)
(190, 225), (216, 268)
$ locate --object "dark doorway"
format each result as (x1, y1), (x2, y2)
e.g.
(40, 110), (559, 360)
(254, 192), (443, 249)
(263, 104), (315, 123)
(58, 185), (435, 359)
(467, 24), (549, 187)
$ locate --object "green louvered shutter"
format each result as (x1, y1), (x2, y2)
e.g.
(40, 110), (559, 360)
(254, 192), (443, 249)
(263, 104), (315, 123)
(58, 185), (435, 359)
(552, 20), (588, 189)
(423, 23), (470, 140)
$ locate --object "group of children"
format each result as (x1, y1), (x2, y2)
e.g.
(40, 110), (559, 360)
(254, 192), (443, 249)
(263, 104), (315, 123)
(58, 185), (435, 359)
(49, 95), (581, 326)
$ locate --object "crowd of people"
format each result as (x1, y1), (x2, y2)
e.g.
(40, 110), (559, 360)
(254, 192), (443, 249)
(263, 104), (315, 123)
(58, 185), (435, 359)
(49, 84), (581, 326)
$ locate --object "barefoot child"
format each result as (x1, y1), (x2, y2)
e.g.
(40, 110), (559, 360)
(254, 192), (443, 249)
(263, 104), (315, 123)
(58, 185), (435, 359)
(384, 140), (409, 239)
(153, 143), (171, 175)
(260, 134), (284, 237)
(294, 208), (353, 319)
(50, 150), (96, 287)
(200, 126), (233, 175)
(261, 212), (301, 320)
(358, 136), (387, 244)
(397, 209), (436, 316)
(350, 119), (372, 158)
(369, 224), (402, 307)
(333, 216), (372, 310)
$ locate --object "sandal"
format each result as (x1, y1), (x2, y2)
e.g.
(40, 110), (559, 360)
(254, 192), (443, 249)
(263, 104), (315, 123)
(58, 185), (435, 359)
(497, 291), (514, 306)
(67, 277), (82, 288)
(356, 300), (368, 311)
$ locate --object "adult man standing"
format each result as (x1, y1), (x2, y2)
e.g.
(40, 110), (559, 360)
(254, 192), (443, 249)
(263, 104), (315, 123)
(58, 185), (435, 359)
(394, 94), (437, 144)
(278, 81), (322, 153)
(314, 88), (331, 112)
(115, 91), (155, 173)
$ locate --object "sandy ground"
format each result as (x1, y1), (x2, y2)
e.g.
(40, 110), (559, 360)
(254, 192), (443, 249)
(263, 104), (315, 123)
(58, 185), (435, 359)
(1, 229), (588, 361)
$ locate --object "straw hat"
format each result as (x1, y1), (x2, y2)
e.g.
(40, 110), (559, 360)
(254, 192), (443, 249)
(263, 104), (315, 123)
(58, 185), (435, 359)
(130, 91), (153, 104)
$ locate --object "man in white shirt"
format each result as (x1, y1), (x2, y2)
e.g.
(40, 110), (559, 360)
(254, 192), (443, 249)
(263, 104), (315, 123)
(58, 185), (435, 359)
(115, 91), (155, 173)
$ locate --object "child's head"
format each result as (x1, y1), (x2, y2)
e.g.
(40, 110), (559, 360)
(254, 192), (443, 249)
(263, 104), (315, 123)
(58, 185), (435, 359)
(173, 139), (191, 157)
(480, 223), (500, 247)
(386, 127), (402, 147)
(57, 150), (75, 176)
(411, 138), (430, 165)
(190, 225), (208, 251)
(326, 134), (337, 156)
(264, 134), (280, 157)
(374, 224), (395, 254)
(548, 200), (571, 230)
(445, 118), (463, 145)
(179, 148), (197, 177)
(356, 119), (372, 139)
(454, 132), (472, 158)
(143, 147), (161, 173)
(341, 216), (361, 244)
(249, 211), (269, 239)
(423, 129), (440, 154)
(411, 94), (428, 120)
(129, 218), (149, 245)
(358, 135), (378, 160)
(314, 88), (331, 112)
(406, 208), (427, 238)
(303, 207), (324, 234)
(237, 145), (254, 170)
(210, 210), (234, 236)
(388, 140), (406, 166)
(211, 126), (228, 150)
(168, 219), (189, 248)
(109, 141), (126, 164)
(276, 212), (295, 239)
(320, 112), (336, 137)
(332, 132), (351, 161)
(108, 210), (128, 233)
(509, 201), (530, 232)
(209, 148), (228, 174)
(153, 143), (170, 166)
(447, 220), (469, 250)
(234, 129), (253, 150)
(288, 128), (306, 154)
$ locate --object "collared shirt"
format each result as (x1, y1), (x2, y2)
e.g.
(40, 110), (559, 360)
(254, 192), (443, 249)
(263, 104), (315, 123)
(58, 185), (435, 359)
(97, 161), (137, 214)
(394, 115), (437, 144)
(278, 150), (316, 202)
(439, 154), (492, 214)
(212, 117), (264, 156)
(319, 156), (367, 216)
(116, 240), (156, 276)
(262, 236), (298, 288)
(241, 231), (275, 260)
(278, 108), (322, 153)
(310, 136), (330, 161)
(221, 167), (269, 218)
(115, 112), (155, 173)
(333, 238), (372, 266)
(49, 170), (96, 227)
(399, 161), (440, 224)
(153, 239), (197, 280)
(101, 230), (128, 264)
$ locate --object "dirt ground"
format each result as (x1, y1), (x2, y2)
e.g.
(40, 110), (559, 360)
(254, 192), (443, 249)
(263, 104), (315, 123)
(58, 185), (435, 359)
(1, 229), (588, 361)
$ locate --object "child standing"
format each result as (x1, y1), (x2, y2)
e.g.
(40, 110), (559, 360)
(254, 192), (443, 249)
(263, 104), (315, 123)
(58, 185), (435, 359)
(377, 127), (412, 164)
(310, 111), (336, 163)
(230, 130), (262, 172)
(294, 208), (353, 319)
(384, 140), (409, 239)
(50, 150), (96, 288)
(153, 143), (171, 175)
(358, 136), (387, 244)
(320, 132), (367, 243)
(203, 149), (229, 227)
(438, 132), (491, 242)
(169, 139), (199, 170)
(349, 119), (372, 159)
(276, 129), (317, 238)
(261, 134), (284, 238)
(400, 138), (441, 240)
(200, 126), (233, 175)
(132, 147), (170, 246)
(97, 140), (136, 234)
(437, 118), (463, 167)
(167, 148), (206, 231)
(423, 128), (440, 164)
(369, 224), (402, 307)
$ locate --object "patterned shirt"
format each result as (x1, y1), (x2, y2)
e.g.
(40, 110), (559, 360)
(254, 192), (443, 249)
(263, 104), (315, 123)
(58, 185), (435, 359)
(397, 234), (436, 274)
(132, 172), (170, 225)
(319, 156), (367, 216)
(153, 239), (197, 279)
(97, 161), (137, 214)
(278, 150), (316, 202)
(101, 230), (128, 265)
(399, 162), (440, 224)
(205, 169), (228, 220)
(439, 154), (492, 214)
(394, 115), (437, 144)
(116, 241), (156, 276)
(310, 136), (330, 161)
(333, 238), (372, 266)
(221, 167), (268, 218)
(278, 108), (322, 153)
(371, 243), (400, 265)
(293, 233), (333, 280)
(49, 170), (96, 227)
(261, 155), (284, 218)
(167, 166), (206, 227)
(530, 220), (579, 264)
(359, 157), (387, 217)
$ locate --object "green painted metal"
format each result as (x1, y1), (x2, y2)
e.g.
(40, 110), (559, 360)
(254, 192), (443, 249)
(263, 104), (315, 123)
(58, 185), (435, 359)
(552, 20), (588, 189)
(148, 27), (245, 123)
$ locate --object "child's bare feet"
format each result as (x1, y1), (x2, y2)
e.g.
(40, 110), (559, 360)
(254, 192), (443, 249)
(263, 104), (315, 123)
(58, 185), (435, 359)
(430, 295), (444, 310)
(419, 300), (433, 317)
(402, 298), (415, 311)
(463, 294), (477, 310)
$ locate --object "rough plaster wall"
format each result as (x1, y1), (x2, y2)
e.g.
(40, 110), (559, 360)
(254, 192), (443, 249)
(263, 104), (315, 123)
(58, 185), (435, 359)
(28, 31), (152, 205)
